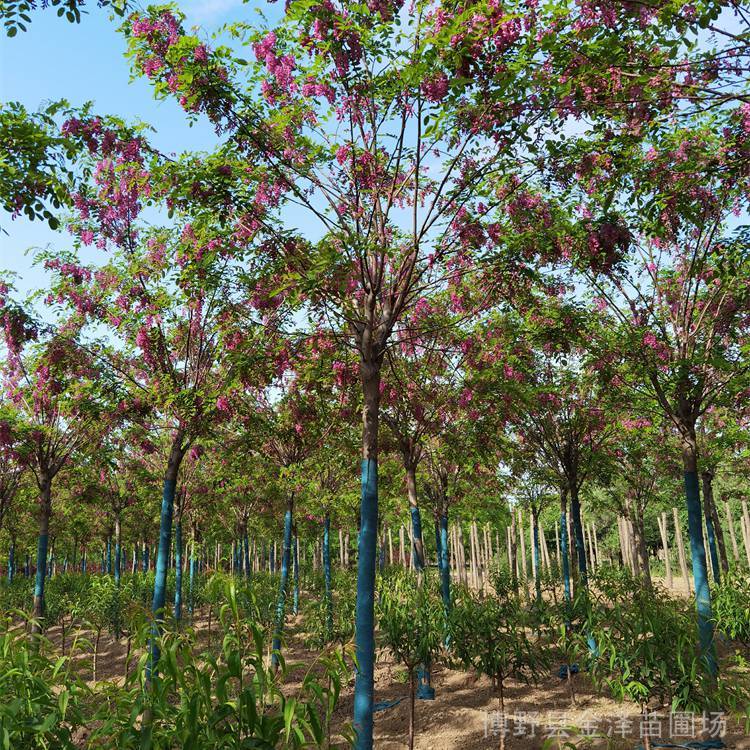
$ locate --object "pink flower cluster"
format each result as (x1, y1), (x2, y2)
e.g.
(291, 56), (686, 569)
(254, 32), (297, 103)
(422, 73), (449, 103)
(621, 417), (651, 430)
(642, 331), (670, 362)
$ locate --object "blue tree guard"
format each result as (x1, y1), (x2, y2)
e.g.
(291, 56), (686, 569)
(683, 469), (717, 675)
(323, 514), (333, 638)
(271, 507), (293, 667)
(148, 477), (176, 680)
(174, 520), (183, 622)
(353, 459), (378, 750)
(410, 505), (425, 571)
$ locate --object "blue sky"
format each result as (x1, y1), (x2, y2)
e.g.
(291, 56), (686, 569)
(0, 1), (251, 297)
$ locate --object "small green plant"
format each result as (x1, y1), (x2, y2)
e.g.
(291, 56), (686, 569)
(0, 613), (87, 749)
(712, 570), (750, 653)
(77, 575), (120, 681)
(45, 573), (88, 654)
(451, 588), (549, 750)
(378, 572), (444, 750)
(585, 582), (714, 750)
(0, 578), (354, 749)
(303, 581), (356, 650)
(91, 578), (353, 749)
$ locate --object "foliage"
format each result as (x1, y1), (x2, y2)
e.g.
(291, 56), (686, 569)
(378, 571), (444, 673)
(586, 577), (715, 712)
(0, 613), (85, 749)
(450, 586), (549, 701)
(0, 580), (353, 749)
(713, 570), (750, 652)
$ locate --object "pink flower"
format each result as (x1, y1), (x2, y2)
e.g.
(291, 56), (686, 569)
(335, 144), (351, 166)
(253, 31), (277, 63)
(422, 73), (449, 102)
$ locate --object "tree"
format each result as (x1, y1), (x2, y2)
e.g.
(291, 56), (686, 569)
(573, 130), (750, 672)
(0, 285), (116, 632)
(45, 207), (276, 671)
(120, 4), (577, 741)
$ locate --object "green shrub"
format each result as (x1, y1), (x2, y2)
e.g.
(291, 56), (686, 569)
(0, 613), (86, 749)
(586, 582), (712, 715)
(712, 570), (750, 652)
(451, 587), (548, 750)
(377, 571), (444, 750)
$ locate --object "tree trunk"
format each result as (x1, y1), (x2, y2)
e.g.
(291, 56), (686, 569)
(701, 471), (728, 576)
(625, 496), (652, 590)
(189, 534), (196, 619)
(293, 528), (300, 616)
(7, 540), (14, 584)
(592, 523), (601, 569)
(681, 435), (717, 675)
(323, 513), (333, 639)
(353, 358), (381, 750)
(724, 500), (740, 565)
(31, 478), (52, 636)
(742, 500), (750, 568)
(560, 487), (571, 605)
(271, 496), (294, 668)
(148, 432), (185, 679)
(569, 483), (588, 587)
(408, 669), (416, 750)
(93, 629), (101, 682)
(114, 514), (122, 588)
(242, 524), (251, 579)
(508, 513), (518, 585)
(633, 513), (652, 590)
(657, 512), (672, 589)
(672, 507), (691, 593)
(517, 509), (527, 581)
(404, 460), (425, 571)
(438, 503), (451, 615)
(174, 519), (183, 622)
(532, 510), (541, 604)
(497, 679), (506, 750)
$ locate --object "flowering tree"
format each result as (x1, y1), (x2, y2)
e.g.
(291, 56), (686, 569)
(469, 303), (613, 598)
(118, 4), (584, 736)
(0, 400), (29, 582)
(93, 439), (141, 587)
(0, 405), (25, 536)
(45, 182), (277, 671)
(567, 118), (750, 674)
(0, 285), (117, 631)
(600, 413), (679, 591)
(380, 307), (473, 574)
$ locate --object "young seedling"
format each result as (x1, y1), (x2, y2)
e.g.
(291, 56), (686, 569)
(586, 582), (715, 750)
(378, 572), (444, 750)
(451, 589), (549, 750)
